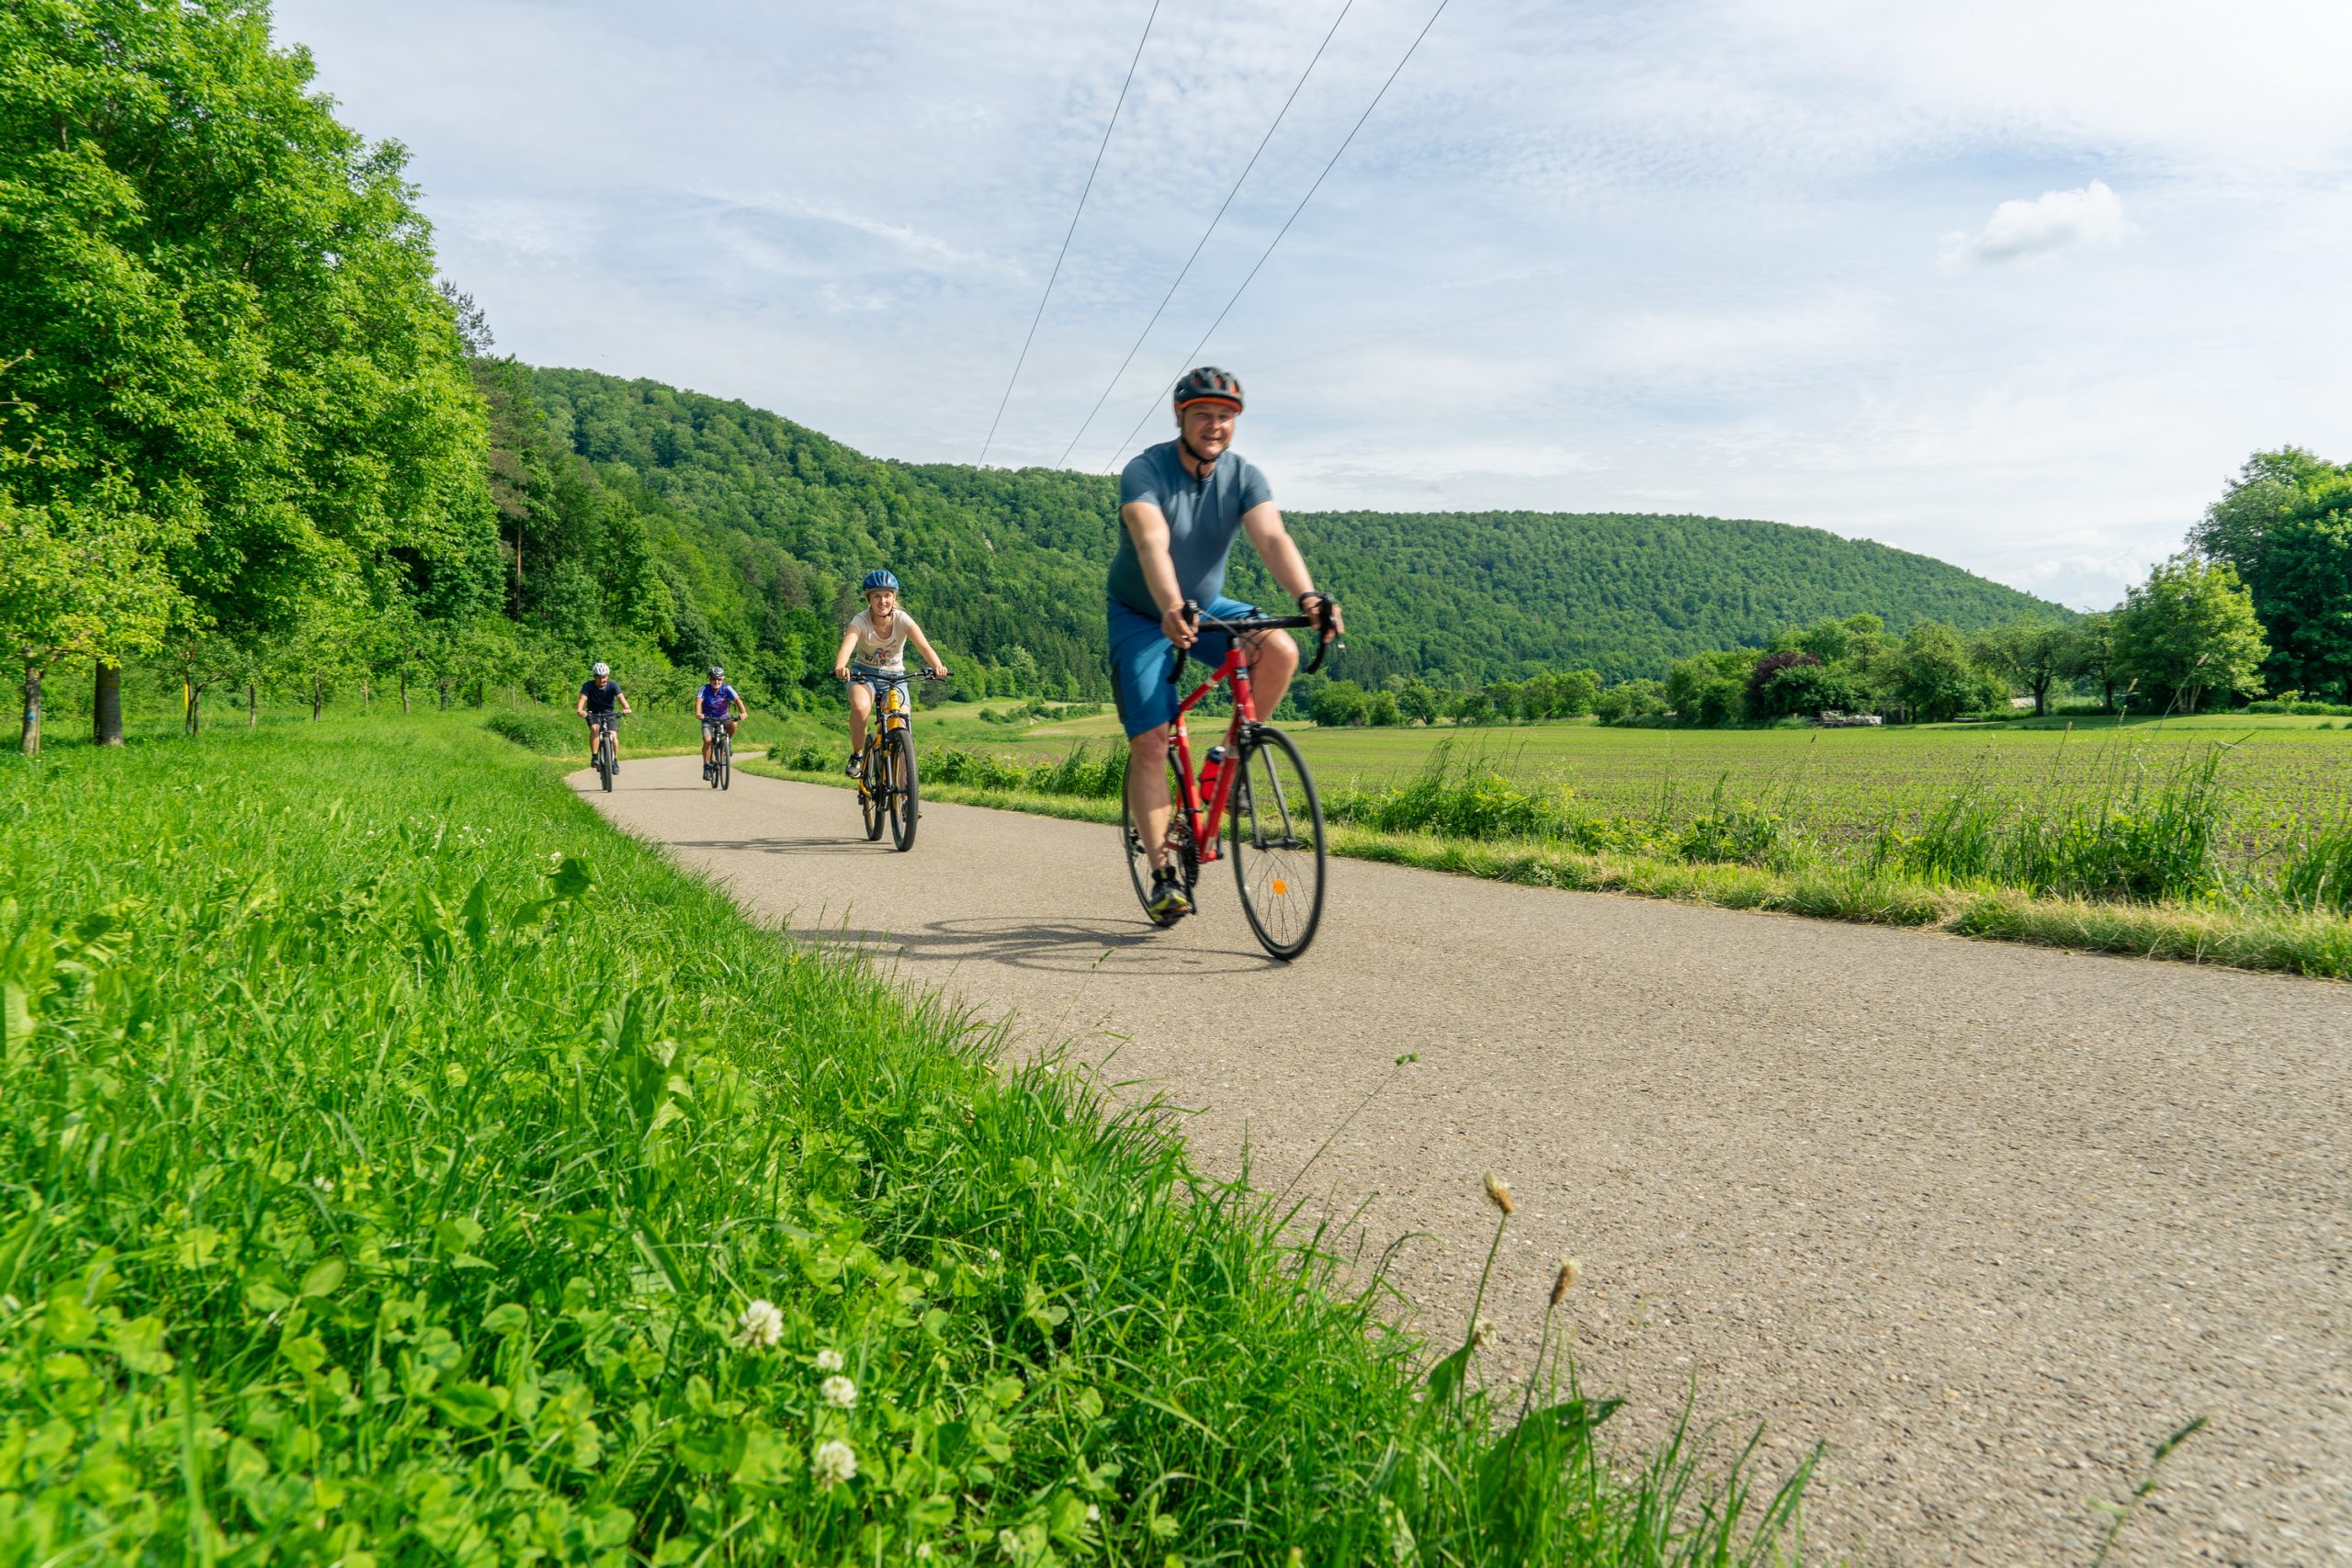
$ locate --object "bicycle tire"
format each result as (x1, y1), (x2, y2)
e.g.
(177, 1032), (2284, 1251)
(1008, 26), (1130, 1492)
(859, 745), (886, 840)
(1121, 746), (1197, 924)
(888, 731), (920, 852)
(1229, 725), (1326, 959)
(718, 736), (731, 791)
(598, 731), (614, 793)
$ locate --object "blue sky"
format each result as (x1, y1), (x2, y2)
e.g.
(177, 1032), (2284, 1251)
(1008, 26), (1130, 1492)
(278, 0), (2352, 609)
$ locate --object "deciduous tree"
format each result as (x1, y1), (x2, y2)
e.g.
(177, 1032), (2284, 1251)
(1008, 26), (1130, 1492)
(2113, 556), (2268, 713)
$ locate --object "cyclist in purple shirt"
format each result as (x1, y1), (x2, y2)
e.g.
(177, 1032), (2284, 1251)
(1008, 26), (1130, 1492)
(697, 666), (745, 780)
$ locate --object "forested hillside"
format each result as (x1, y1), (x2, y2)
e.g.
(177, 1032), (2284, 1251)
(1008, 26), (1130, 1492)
(528, 367), (2063, 690)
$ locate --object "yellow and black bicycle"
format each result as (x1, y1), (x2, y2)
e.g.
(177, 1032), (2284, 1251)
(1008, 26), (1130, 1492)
(850, 671), (941, 852)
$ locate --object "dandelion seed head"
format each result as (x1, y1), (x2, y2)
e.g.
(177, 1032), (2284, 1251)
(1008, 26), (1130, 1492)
(735, 1298), (784, 1349)
(1482, 1170), (1515, 1215)
(1550, 1255), (1582, 1309)
(815, 1347), (845, 1372)
(810, 1438), (857, 1489)
(821, 1374), (857, 1409)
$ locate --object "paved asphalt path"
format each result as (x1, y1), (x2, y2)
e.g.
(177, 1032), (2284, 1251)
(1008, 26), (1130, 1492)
(580, 757), (2347, 1565)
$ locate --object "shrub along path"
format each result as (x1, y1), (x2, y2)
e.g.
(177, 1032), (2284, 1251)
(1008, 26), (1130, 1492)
(591, 757), (2350, 1567)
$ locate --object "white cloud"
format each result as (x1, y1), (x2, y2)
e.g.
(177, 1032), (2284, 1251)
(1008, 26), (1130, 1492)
(1938, 180), (2133, 269)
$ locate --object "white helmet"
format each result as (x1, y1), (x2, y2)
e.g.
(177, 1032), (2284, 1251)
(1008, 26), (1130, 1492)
(592, 661), (610, 677)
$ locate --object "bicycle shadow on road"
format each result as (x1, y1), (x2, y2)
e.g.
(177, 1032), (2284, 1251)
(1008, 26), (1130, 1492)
(670, 835), (897, 858)
(787, 914), (1272, 978)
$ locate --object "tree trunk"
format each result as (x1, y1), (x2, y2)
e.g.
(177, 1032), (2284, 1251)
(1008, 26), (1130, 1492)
(187, 682), (201, 735)
(20, 664), (40, 757)
(247, 681), (258, 728)
(362, 678), (372, 707)
(94, 663), (123, 746)
(311, 676), (322, 720)
(400, 667), (410, 714)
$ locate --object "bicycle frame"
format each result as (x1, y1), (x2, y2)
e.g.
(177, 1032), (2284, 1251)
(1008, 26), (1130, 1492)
(1163, 648), (1261, 865)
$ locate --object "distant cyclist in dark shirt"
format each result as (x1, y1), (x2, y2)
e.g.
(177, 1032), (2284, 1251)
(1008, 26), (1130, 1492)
(576, 661), (633, 770)
(698, 665), (746, 779)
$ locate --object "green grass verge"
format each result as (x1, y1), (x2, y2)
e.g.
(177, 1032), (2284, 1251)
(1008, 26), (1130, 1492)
(740, 756), (2352, 980)
(1, 720), (1815, 1564)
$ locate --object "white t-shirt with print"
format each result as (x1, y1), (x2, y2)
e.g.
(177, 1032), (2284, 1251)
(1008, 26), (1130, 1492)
(849, 608), (919, 672)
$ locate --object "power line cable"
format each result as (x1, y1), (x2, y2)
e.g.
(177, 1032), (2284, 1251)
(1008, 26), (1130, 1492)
(1097, 0), (1452, 472)
(978, 0), (1162, 466)
(1055, 0), (1357, 468)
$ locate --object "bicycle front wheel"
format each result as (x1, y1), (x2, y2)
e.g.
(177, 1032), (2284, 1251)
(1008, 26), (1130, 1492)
(598, 733), (614, 793)
(888, 732), (919, 852)
(718, 736), (731, 791)
(1229, 725), (1326, 959)
(860, 747), (886, 840)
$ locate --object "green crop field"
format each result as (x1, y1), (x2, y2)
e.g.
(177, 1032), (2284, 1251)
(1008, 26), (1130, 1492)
(944, 710), (2352, 863)
(0, 716), (1812, 1564)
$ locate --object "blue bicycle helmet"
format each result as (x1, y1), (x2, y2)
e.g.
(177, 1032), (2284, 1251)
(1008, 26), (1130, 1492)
(861, 570), (899, 593)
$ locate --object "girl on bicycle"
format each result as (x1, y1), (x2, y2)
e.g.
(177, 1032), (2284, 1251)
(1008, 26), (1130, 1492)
(831, 570), (949, 775)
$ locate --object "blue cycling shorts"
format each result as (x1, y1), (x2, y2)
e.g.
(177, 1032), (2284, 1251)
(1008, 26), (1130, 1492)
(1107, 596), (1254, 739)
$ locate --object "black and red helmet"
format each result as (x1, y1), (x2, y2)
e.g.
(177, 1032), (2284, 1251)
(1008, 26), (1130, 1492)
(1172, 366), (1244, 412)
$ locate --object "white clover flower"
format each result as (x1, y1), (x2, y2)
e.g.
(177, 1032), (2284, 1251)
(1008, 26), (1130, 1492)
(915, 1549), (933, 1562)
(811, 1438), (858, 1489)
(997, 1529), (1022, 1560)
(312, 1176), (334, 1194)
(821, 1374), (857, 1409)
(1471, 1316), (1496, 1348)
(1086, 1503), (1101, 1524)
(736, 1299), (785, 1349)
(815, 1347), (845, 1372)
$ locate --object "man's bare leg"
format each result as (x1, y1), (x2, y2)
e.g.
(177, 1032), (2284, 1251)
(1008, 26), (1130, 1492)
(1126, 728), (1173, 871)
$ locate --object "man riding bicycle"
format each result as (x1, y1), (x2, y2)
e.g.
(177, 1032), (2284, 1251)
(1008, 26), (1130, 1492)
(576, 660), (633, 770)
(698, 665), (746, 779)
(831, 570), (950, 774)
(1111, 367), (1340, 923)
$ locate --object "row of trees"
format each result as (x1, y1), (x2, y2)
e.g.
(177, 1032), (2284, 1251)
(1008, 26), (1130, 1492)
(1636, 554), (2268, 728)
(1293, 551), (2274, 732)
(2, 0), (494, 753)
(4, 3), (1102, 752)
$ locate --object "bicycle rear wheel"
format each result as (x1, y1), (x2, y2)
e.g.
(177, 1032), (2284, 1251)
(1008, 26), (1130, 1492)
(888, 731), (919, 851)
(1229, 725), (1326, 959)
(859, 746), (886, 840)
(1122, 746), (1197, 924)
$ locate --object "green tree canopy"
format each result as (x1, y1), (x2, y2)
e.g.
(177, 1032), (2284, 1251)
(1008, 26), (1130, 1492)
(0, 0), (494, 651)
(2190, 447), (2352, 700)
(2112, 555), (2268, 713)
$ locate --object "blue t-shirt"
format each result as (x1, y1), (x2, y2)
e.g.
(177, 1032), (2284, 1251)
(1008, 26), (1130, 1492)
(1108, 442), (1273, 617)
(696, 682), (740, 720)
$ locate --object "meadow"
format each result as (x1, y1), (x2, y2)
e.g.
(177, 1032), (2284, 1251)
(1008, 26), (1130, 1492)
(970, 710), (2352, 864)
(0, 716), (1815, 1565)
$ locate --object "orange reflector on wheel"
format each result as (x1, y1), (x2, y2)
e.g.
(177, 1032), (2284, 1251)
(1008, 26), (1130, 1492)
(1272, 878), (1288, 896)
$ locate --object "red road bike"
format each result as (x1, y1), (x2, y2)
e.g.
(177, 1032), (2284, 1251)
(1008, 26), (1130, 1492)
(1122, 600), (1338, 959)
